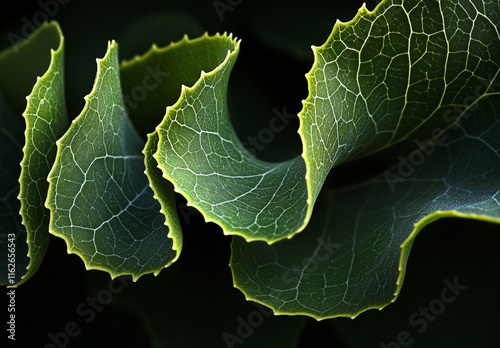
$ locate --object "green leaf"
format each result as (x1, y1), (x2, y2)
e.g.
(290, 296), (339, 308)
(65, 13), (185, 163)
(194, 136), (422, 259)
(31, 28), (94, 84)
(3, 0), (498, 327)
(119, 33), (237, 137)
(246, 1), (378, 62)
(153, 0), (499, 246)
(118, 11), (205, 61)
(299, 0), (500, 210)
(328, 218), (500, 347)
(0, 22), (66, 285)
(154, 34), (310, 243)
(230, 0), (500, 318)
(46, 41), (181, 280)
(231, 111), (500, 317)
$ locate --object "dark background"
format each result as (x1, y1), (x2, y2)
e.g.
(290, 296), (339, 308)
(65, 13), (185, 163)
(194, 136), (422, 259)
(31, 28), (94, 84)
(2, 1), (500, 347)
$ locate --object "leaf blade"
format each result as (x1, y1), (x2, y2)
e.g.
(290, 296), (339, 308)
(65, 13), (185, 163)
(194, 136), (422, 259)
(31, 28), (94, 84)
(153, 34), (310, 243)
(46, 41), (180, 280)
(230, 0), (500, 318)
(0, 22), (66, 286)
(231, 93), (500, 318)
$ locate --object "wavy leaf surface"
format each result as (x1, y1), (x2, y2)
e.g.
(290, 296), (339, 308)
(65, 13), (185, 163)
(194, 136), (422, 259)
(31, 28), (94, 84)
(1, 0), (498, 321)
(0, 22), (66, 285)
(230, 0), (500, 318)
(46, 41), (181, 280)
